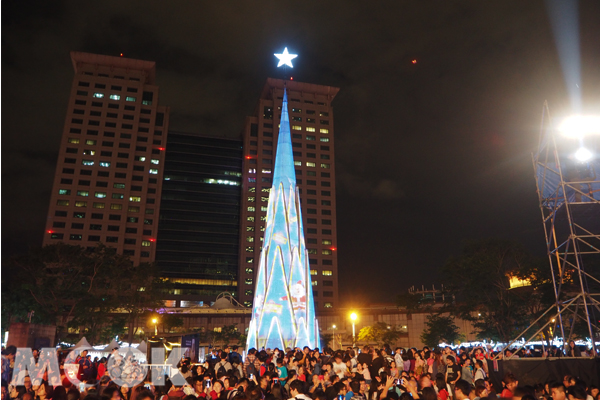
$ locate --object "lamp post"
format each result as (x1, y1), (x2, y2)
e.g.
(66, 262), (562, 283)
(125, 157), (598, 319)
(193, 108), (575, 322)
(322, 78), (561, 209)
(350, 312), (358, 347)
(152, 318), (158, 336)
(332, 325), (337, 350)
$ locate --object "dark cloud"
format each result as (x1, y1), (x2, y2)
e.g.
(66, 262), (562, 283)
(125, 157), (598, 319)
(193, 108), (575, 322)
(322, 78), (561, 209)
(2, 0), (600, 303)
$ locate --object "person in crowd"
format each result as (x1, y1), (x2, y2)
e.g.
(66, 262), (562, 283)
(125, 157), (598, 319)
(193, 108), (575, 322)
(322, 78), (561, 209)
(501, 373), (518, 398)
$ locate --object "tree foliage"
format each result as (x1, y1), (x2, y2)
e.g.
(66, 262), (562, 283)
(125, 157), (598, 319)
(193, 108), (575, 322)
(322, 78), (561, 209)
(210, 324), (243, 346)
(441, 239), (553, 343)
(2, 243), (170, 345)
(357, 322), (403, 347)
(420, 314), (464, 348)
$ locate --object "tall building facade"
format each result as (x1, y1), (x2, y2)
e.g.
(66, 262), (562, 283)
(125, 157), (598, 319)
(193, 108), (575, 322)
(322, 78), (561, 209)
(238, 78), (340, 310)
(156, 132), (243, 306)
(43, 52), (170, 265)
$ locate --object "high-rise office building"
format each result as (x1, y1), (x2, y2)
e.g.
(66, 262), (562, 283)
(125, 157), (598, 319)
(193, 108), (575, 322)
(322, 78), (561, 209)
(156, 132), (243, 305)
(238, 78), (340, 310)
(43, 52), (170, 265)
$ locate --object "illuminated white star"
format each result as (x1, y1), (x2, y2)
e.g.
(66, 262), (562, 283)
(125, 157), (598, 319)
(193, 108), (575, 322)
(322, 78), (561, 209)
(274, 47), (298, 68)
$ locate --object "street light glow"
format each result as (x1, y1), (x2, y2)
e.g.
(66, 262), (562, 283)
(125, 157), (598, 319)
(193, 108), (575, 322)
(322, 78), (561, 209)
(558, 115), (600, 139)
(574, 147), (593, 162)
(152, 318), (157, 324)
(350, 312), (357, 321)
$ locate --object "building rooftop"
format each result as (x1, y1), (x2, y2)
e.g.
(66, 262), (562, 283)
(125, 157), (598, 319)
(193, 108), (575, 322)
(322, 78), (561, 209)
(70, 51), (156, 84)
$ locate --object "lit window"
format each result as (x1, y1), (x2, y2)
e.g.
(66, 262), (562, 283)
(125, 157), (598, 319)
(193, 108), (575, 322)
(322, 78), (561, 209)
(261, 188), (270, 193)
(306, 162), (316, 167)
(312, 281), (318, 286)
(292, 125), (302, 131)
(141, 240), (151, 247)
(128, 206), (140, 212)
(93, 202), (105, 208)
(135, 156), (146, 162)
(110, 204), (122, 210)
(93, 93), (104, 98)
(75, 201), (87, 207)
(58, 189), (71, 195)
(324, 302), (333, 308)
(306, 127), (316, 132)
(99, 161), (111, 167)
(77, 191), (89, 197)
(149, 169), (158, 174)
(306, 135), (316, 141)
(112, 193), (124, 199)
(247, 236), (254, 242)
(56, 200), (70, 206)
(126, 96), (136, 102)
(246, 267), (254, 274)
(248, 196), (255, 202)
(109, 94), (120, 100)
(247, 216), (255, 222)
(310, 270), (317, 275)
(82, 160), (94, 166)
(260, 215), (266, 221)
(85, 139), (96, 145)
(261, 196), (268, 202)
(247, 206), (255, 212)
(294, 161), (302, 166)
(323, 270), (333, 276)
(82, 149), (95, 155)
(321, 163), (330, 168)
(322, 239), (332, 245)
(245, 289), (253, 296)
(129, 196), (141, 202)
(95, 192), (106, 198)
(245, 278), (254, 285)
(150, 159), (159, 165)
(262, 168), (272, 174)
(322, 249), (332, 255)
(246, 247), (254, 253)
(68, 138), (80, 144)
(114, 183), (126, 189)
(320, 137), (329, 142)
(261, 206), (267, 212)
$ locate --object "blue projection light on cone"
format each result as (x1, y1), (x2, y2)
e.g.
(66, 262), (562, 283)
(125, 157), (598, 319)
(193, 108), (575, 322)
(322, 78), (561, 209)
(246, 88), (320, 350)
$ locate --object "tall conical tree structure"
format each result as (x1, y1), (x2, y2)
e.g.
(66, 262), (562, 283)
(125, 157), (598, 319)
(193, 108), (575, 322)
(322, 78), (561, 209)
(246, 87), (320, 350)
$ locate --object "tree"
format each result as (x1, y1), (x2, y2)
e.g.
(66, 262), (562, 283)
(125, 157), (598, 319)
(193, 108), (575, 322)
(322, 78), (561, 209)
(358, 322), (402, 347)
(2, 243), (170, 345)
(211, 325), (243, 346)
(161, 314), (184, 333)
(420, 314), (464, 348)
(441, 239), (552, 343)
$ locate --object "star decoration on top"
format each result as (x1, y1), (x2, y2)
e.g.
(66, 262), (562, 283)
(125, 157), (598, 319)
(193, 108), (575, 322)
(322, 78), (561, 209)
(274, 47), (298, 68)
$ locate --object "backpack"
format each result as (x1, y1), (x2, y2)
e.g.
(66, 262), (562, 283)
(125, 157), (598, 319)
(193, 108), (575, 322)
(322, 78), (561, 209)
(246, 361), (258, 378)
(260, 363), (268, 377)
(216, 360), (228, 375)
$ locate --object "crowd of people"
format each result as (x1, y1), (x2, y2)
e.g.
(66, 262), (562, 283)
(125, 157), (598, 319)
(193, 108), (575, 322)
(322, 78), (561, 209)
(1, 343), (598, 400)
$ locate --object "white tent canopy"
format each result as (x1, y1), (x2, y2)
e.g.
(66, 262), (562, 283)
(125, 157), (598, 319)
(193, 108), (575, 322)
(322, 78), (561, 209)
(137, 341), (147, 354)
(103, 339), (120, 351)
(72, 337), (93, 350)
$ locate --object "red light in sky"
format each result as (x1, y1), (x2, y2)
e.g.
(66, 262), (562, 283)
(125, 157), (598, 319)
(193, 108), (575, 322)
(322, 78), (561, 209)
(158, 147), (165, 151)
(47, 230), (54, 234)
(290, 77), (294, 80)
(412, 59), (417, 64)
(120, 53), (124, 57)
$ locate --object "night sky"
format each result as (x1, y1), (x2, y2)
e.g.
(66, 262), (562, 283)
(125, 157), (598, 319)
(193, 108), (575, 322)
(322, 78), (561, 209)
(3, 1), (599, 304)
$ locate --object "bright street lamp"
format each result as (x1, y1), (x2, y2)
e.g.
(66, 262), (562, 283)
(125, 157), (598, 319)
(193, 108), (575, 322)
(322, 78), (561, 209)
(557, 115), (600, 139)
(332, 325), (337, 350)
(350, 312), (358, 347)
(152, 318), (158, 335)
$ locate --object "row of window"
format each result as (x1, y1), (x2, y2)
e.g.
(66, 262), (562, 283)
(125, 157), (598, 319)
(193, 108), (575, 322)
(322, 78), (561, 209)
(54, 210), (153, 222)
(64, 158), (159, 174)
(71, 118), (160, 131)
(78, 72), (141, 81)
(66, 137), (163, 153)
(56, 200), (155, 212)
(265, 106), (329, 117)
(61, 168), (159, 183)
(52, 221), (152, 234)
(57, 189), (146, 201)
(66, 150), (159, 164)
(78, 81), (140, 91)
(73, 108), (155, 123)
(59, 179), (155, 190)
(276, 97), (328, 106)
